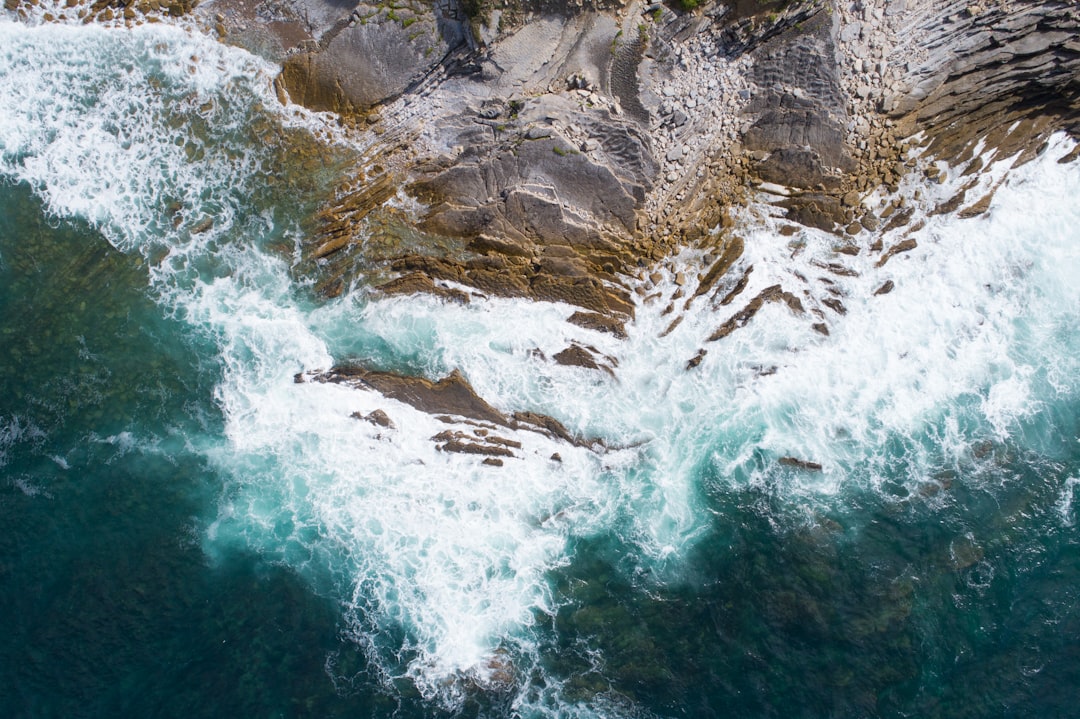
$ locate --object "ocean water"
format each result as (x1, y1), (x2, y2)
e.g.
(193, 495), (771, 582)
(1, 16), (1079, 719)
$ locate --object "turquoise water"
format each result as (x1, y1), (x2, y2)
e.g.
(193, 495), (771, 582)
(2, 17), (1080, 719)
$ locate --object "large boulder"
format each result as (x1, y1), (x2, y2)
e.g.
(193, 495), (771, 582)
(279, 0), (470, 113)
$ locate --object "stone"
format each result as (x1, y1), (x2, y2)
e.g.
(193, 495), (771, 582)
(279, 3), (467, 114)
(779, 456), (823, 471)
(567, 311), (627, 339)
(874, 280), (895, 295)
(840, 23), (863, 43)
(553, 344), (601, 371)
(314, 367), (508, 427)
(876, 239), (918, 267)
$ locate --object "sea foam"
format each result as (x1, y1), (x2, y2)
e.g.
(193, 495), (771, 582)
(1, 16), (1079, 716)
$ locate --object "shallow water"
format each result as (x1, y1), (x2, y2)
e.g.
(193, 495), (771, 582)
(1, 17), (1079, 719)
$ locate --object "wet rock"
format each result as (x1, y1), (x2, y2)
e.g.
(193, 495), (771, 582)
(353, 408), (395, 428)
(553, 344), (615, 375)
(932, 187), (968, 216)
(377, 272), (470, 304)
(781, 195), (846, 233)
(958, 187), (997, 218)
(821, 297), (847, 315)
(437, 438), (514, 457)
(876, 238), (918, 268)
(314, 367), (509, 426)
(512, 411), (594, 448)
(779, 456), (823, 471)
(873, 280), (895, 296)
(842, 190), (862, 207)
(708, 284), (804, 342)
(567, 311), (627, 339)
(685, 348), (706, 370)
(719, 266), (753, 306)
(693, 235), (744, 299)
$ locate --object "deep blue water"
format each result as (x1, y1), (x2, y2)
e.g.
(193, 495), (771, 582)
(1, 16), (1080, 719)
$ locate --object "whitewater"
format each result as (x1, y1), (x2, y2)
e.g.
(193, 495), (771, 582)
(2, 16), (1079, 718)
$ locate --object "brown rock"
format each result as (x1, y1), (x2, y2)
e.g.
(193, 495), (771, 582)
(873, 280), (895, 295)
(553, 344), (600, 370)
(958, 188), (996, 219)
(376, 272), (470, 305)
(567, 311), (627, 339)
(779, 456), (823, 471)
(362, 409), (395, 428)
(876, 239), (918, 268)
(693, 235), (745, 299)
(822, 297), (847, 315)
(314, 367), (508, 427)
(708, 285), (804, 342)
(438, 440), (514, 457)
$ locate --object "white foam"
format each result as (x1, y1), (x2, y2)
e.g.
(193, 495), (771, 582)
(1057, 476), (1080, 527)
(2, 16), (1079, 715)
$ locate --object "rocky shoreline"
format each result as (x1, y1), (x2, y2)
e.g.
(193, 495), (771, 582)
(180, 0), (1077, 317)
(4, 0), (1078, 440)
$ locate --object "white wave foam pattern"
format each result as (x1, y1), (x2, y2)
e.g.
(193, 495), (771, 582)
(0, 19), (628, 713)
(3, 17), (1079, 715)
(354, 137), (1080, 522)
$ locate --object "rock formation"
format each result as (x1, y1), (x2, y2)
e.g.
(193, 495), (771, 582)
(5, 0), (1073, 463)
(182, 0), (1078, 320)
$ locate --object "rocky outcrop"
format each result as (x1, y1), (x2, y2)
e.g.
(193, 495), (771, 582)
(305, 365), (606, 450)
(278, 0), (472, 114)
(187, 0), (1078, 323)
(878, 0), (1080, 158)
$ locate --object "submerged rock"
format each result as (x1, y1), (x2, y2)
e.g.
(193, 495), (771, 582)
(779, 456), (823, 472)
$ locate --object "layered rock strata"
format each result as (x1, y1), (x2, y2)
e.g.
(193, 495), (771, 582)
(185, 0), (1078, 320)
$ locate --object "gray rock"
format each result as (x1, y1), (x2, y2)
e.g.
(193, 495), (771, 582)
(278, 0), (468, 113)
(840, 22), (863, 43)
(526, 126), (553, 140)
